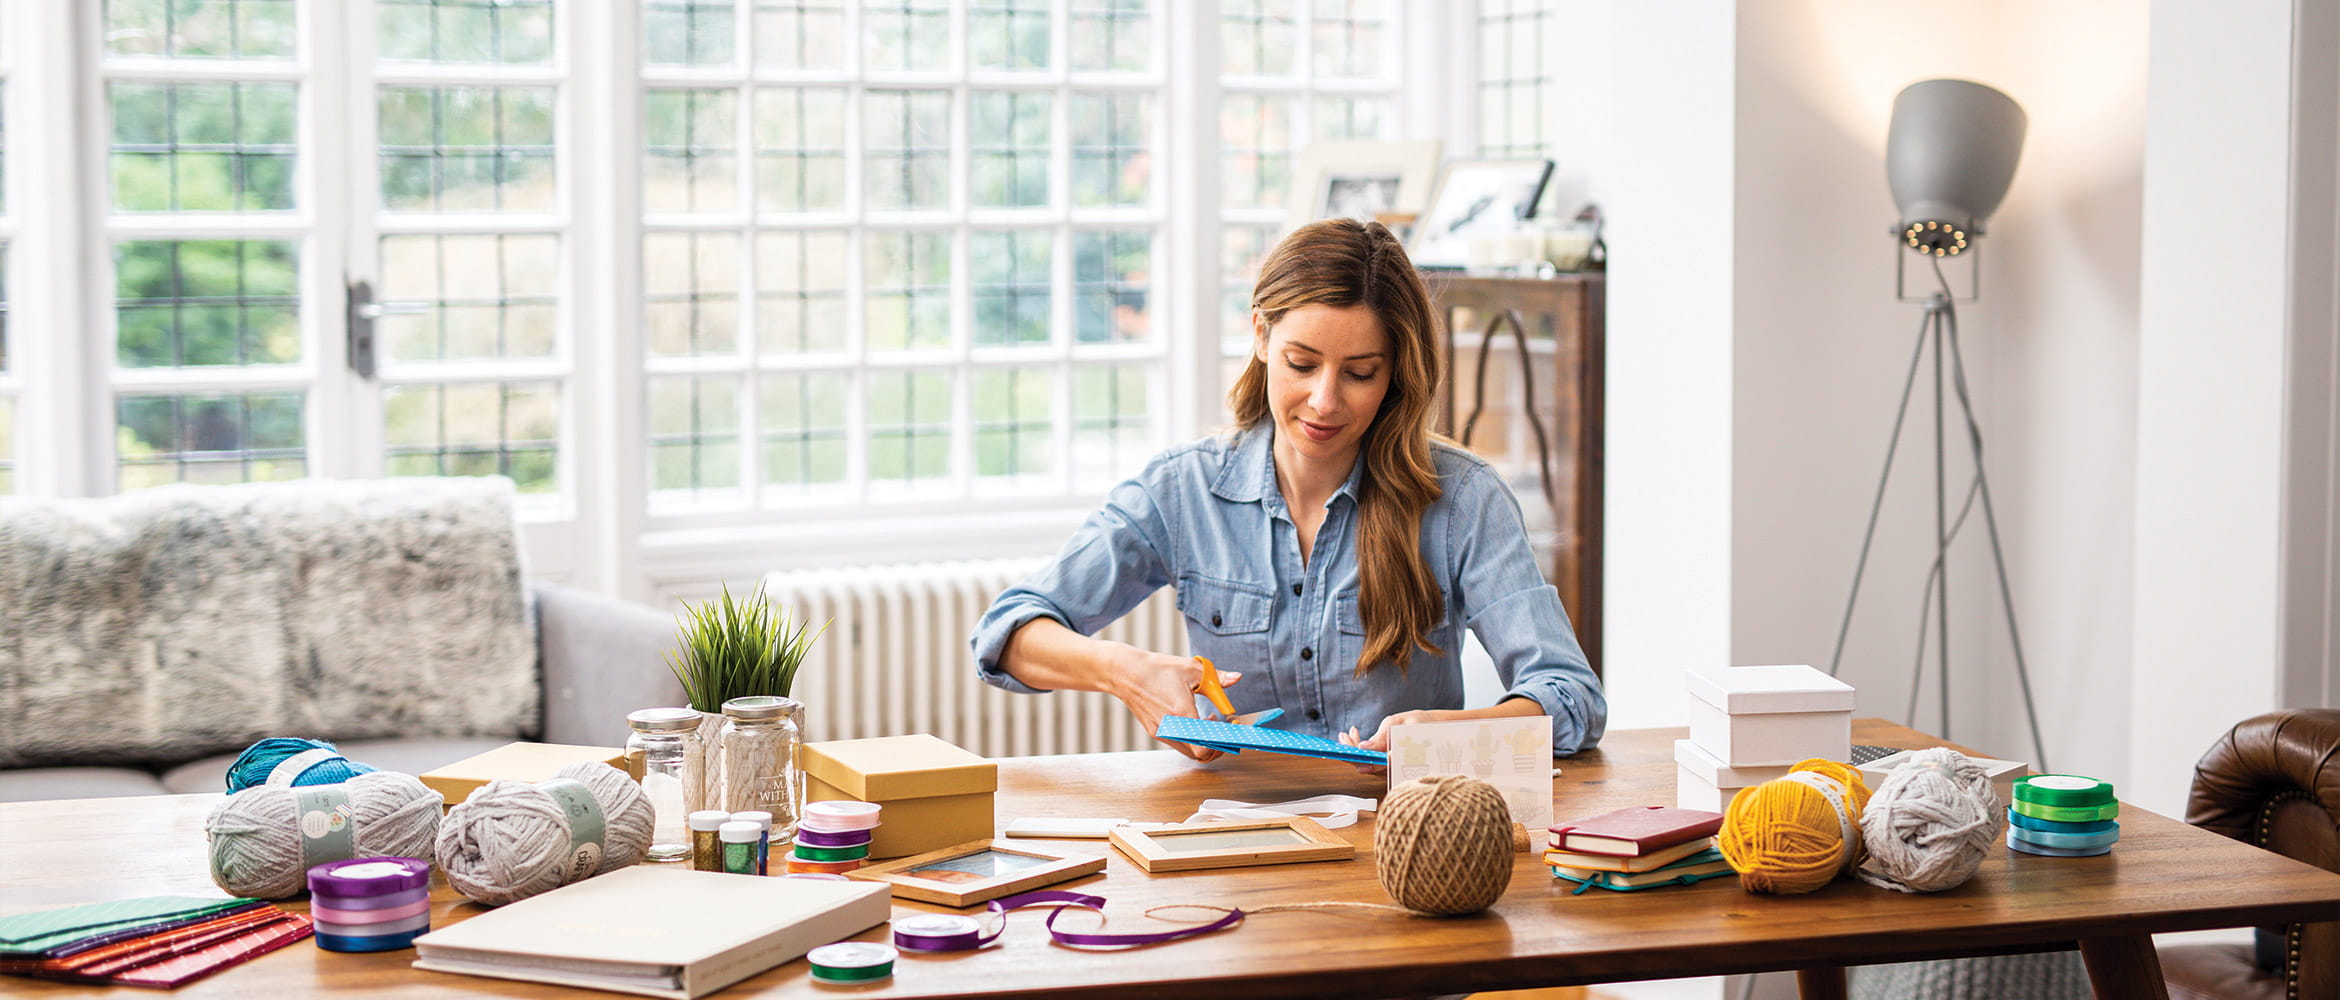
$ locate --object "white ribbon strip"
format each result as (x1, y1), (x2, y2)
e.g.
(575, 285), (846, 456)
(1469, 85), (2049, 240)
(1184, 794), (1379, 830)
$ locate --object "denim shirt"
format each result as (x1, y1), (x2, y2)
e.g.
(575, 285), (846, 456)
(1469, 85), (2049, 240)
(969, 426), (1607, 754)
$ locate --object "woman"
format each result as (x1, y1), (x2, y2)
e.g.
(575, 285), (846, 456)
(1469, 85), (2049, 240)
(970, 218), (1604, 761)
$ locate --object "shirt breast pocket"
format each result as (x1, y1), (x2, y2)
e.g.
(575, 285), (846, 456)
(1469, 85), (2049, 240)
(1177, 574), (1274, 669)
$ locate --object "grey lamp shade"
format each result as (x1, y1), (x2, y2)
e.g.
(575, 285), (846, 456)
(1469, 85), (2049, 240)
(1886, 79), (2026, 255)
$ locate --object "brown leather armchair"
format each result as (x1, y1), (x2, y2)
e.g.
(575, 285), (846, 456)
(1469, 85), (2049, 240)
(2159, 709), (2340, 1000)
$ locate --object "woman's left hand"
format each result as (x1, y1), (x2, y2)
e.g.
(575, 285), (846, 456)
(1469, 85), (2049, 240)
(1343, 709), (1459, 775)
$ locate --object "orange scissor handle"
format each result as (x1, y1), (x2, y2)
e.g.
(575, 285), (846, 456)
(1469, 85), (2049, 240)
(1192, 655), (1237, 717)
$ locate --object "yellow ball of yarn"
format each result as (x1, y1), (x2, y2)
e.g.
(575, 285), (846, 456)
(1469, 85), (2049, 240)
(1717, 758), (1873, 895)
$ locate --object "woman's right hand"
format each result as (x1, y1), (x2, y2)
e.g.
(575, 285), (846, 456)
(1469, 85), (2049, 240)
(1108, 647), (1237, 763)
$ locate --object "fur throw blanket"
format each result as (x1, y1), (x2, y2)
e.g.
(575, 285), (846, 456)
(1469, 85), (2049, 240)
(0, 478), (538, 769)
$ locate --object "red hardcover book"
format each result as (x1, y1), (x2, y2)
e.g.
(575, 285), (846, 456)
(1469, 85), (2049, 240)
(1547, 806), (1725, 857)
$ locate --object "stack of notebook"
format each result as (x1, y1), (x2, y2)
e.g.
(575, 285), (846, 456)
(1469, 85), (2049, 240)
(1546, 805), (1733, 893)
(0, 896), (311, 987)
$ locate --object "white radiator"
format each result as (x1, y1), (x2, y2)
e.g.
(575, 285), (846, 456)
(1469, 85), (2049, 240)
(762, 559), (1186, 758)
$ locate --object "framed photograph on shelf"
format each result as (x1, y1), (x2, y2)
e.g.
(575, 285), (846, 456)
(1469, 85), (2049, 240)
(1106, 816), (1355, 874)
(848, 840), (1105, 907)
(1287, 140), (1444, 231)
(1405, 158), (1555, 270)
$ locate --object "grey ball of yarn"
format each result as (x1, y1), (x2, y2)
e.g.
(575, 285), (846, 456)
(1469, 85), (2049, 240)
(437, 761), (655, 906)
(1856, 747), (2005, 893)
(203, 771), (440, 899)
(1375, 774), (1514, 915)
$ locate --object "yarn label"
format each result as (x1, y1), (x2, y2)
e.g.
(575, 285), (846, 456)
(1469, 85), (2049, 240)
(293, 785), (357, 870)
(266, 748), (340, 788)
(539, 778), (606, 882)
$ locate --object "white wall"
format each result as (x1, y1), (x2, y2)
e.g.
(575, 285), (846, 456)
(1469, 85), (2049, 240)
(1730, 1), (2147, 791)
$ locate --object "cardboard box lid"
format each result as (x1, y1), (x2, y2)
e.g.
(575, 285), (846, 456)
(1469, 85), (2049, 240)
(800, 734), (996, 801)
(1672, 739), (1798, 787)
(417, 742), (629, 803)
(1685, 664), (1856, 715)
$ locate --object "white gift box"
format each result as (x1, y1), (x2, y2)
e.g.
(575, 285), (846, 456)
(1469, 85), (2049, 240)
(1685, 664), (1855, 767)
(1856, 749), (2030, 812)
(1673, 739), (1795, 812)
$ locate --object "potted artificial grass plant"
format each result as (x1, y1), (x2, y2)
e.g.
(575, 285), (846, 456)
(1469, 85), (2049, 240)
(666, 584), (827, 813)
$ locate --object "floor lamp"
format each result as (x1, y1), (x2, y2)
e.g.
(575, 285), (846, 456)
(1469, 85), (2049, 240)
(1826, 79), (2052, 773)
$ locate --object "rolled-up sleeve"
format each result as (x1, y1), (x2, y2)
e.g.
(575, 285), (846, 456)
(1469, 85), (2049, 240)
(1448, 466), (1608, 754)
(971, 471), (1177, 694)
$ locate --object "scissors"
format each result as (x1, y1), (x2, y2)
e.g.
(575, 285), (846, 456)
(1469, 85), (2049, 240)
(1192, 655), (1285, 727)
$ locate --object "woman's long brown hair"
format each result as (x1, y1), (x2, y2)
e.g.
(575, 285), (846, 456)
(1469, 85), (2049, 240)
(1229, 218), (1444, 673)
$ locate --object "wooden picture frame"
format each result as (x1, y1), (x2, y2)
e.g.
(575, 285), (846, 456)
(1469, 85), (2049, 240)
(1106, 816), (1354, 874)
(1287, 140), (1444, 231)
(848, 840), (1105, 907)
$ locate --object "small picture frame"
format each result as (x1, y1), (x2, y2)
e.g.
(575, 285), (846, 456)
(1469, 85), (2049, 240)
(1405, 157), (1556, 270)
(848, 840), (1106, 907)
(1287, 140), (1444, 231)
(1106, 816), (1354, 874)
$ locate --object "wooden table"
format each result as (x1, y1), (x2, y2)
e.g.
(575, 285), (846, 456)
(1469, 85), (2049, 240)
(5, 719), (2338, 999)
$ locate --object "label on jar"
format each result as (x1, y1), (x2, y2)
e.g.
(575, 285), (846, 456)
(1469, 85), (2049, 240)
(293, 784), (356, 869)
(538, 778), (607, 881)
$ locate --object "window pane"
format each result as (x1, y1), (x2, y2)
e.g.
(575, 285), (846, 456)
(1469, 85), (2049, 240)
(970, 231), (1051, 347)
(1069, 0), (1151, 73)
(1311, 0), (1387, 79)
(1071, 93), (1149, 208)
(1072, 364), (1148, 486)
(973, 367), (1051, 479)
(970, 0), (1050, 72)
(757, 230), (849, 356)
(0, 394), (13, 494)
(866, 369), (950, 483)
(1, 82), (11, 216)
(1219, 0), (1295, 77)
(754, 87), (846, 213)
(115, 390), (306, 490)
(645, 88), (739, 214)
(1476, 2), (1549, 158)
(1314, 95), (1387, 142)
(1074, 229), (1150, 344)
(1218, 94), (1290, 209)
(644, 232), (740, 358)
(863, 232), (949, 352)
(106, 0), (298, 59)
(864, 0), (948, 72)
(754, 0), (846, 72)
(379, 86), (557, 212)
(644, 0), (735, 67)
(114, 240), (300, 369)
(970, 92), (1050, 208)
(0, 243), (9, 373)
(382, 381), (559, 491)
(111, 82), (298, 213)
(378, 0), (555, 64)
(863, 90), (950, 211)
(649, 374), (742, 494)
(759, 372), (846, 490)
(1220, 223), (1276, 350)
(379, 234), (559, 363)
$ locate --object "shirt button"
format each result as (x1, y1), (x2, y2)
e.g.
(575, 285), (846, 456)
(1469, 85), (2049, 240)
(1211, 614), (1222, 627)
(1307, 709), (1322, 721)
(1301, 647), (1313, 661)
(1291, 583), (1302, 596)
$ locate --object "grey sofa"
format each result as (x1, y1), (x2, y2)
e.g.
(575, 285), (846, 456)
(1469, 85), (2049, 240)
(0, 582), (682, 802)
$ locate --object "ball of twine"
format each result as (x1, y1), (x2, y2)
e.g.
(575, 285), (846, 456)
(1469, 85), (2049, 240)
(1717, 758), (1873, 895)
(203, 770), (439, 899)
(437, 761), (655, 906)
(1374, 774), (1514, 915)
(224, 737), (377, 792)
(1855, 747), (2003, 893)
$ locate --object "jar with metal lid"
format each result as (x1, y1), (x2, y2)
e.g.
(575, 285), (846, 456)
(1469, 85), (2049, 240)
(717, 696), (803, 843)
(626, 706), (707, 862)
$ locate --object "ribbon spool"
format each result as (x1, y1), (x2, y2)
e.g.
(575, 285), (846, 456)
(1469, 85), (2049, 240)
(807, 942), (896, 984)
(887, 891), (1242, 953)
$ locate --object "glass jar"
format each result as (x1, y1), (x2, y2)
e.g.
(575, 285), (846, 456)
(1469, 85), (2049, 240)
(625, 706), (706, 862)
(717, 696), (804, 843)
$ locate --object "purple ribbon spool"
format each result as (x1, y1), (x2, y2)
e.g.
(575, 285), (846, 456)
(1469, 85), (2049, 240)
(794, 826), (875, 849)
(888, 891), (1242, 952)
(307, 857), (432, 899)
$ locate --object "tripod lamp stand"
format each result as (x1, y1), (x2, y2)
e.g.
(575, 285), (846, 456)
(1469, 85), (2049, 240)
(1827, 78), (2051, 772)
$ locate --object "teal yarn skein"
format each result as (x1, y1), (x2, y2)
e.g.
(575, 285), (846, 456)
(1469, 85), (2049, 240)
(225, 738), (377, 792)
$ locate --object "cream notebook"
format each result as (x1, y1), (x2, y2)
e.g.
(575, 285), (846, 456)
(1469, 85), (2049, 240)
(412, 867), (891, 999)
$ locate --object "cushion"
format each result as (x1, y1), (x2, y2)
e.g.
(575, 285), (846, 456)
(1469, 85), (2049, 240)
(0, 767), (171, 802)
(159, 737), (519, 795)
(0, 478), (539, 770)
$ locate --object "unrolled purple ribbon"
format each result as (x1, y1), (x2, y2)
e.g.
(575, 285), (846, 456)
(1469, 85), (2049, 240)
(890, 891), (1242, 952)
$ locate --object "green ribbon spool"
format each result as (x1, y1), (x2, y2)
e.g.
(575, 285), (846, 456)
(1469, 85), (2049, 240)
(807, 943), (895, 984)
(2014, 774), (2116, 808)
(2011, 798), (2120, 823)
(790, 841), (870, 863)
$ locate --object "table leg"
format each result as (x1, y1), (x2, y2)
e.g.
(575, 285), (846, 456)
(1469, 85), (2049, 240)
(1794, 967), (1847, 1000)
(2078, 935), (2170, 999)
